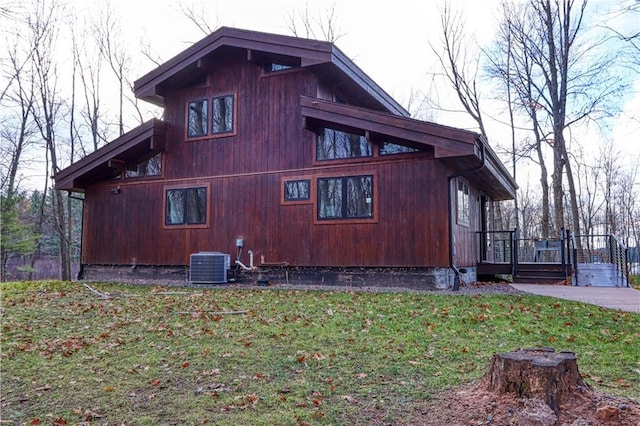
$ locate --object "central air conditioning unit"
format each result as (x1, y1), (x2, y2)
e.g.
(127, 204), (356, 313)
(189, 252), (230, 284)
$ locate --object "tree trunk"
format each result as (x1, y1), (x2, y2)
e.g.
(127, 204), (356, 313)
(481, 347), (590, 414)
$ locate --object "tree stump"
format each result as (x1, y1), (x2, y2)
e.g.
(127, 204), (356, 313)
(481, 347), (590, 413)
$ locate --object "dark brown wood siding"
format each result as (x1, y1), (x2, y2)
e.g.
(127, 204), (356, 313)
(81, 54), (454, 268)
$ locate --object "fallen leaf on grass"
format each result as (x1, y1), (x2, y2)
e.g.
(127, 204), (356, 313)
(611, 378), (631, 388)
(341, 395), (358, 404)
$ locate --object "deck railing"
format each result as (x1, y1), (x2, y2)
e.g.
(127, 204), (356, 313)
(570, 233), (630, 287)
(477, 228), (571, 278)
(476, 229), (571, 264)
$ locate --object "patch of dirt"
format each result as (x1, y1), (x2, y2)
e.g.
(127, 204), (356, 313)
(405, 382), (640, 425)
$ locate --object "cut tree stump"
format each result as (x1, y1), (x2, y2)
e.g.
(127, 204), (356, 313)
(481, 347), (591, 413)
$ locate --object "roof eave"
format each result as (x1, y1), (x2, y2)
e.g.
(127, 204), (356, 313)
(54, 119), (168, 192)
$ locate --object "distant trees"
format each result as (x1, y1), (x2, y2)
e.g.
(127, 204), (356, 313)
(434, 0), (634, 243)
(0, 0), (153, 281)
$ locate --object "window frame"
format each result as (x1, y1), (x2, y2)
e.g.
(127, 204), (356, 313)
(124, 153), (163, 180)
(281, 177), (313, 205)
(210, 93), (236, 137)
(315, 127), (373, 163)
(185, 98), (209, 140)
(379, 141), (421, 156)
(456, 179), (470, 227)
(163, 184), (210, 229)
(314, 173), (378, 225)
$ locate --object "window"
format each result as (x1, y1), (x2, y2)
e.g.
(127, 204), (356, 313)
(380, 142), (420, 155)
(317, 128), (372, 161)
(187, 99), (208, 137)
(457, 180), (470, 226)
(284, 179), (311, 202)
(125, 153), (162, 178)
(165, 187), (207, 226)
(211, 95), (234, 134)
(269, 62), (293, 72)
(317, 175), (373, 220)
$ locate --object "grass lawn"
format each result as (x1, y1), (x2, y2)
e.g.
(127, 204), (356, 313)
(1, 281), (638, 425)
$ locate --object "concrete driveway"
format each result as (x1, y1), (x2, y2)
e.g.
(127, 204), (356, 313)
(510, 284), (640, 313)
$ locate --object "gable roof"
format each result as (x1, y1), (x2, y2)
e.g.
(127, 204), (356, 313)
(54, 119), (167, 192)
(134, 26), (409, 117)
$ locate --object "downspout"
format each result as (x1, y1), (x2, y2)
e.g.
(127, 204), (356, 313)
(447, 136), (486, 291)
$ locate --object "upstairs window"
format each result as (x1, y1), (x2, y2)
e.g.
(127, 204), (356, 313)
(269, 62), (293, 72)
(165, 187), (207, 226)
(457, 179), (470, 226)
(187, 99), (208, 137)
(317, 128), (372, 161)
(211, 95), (234, 135)
(317, 175), (373, 220)
(125, 153), (162, 178)
(380, 141), (420, 155)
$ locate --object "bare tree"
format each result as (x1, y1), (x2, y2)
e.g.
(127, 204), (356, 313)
(72, 22), (109, 153)
(487, 0), (552, 237)
(1, 45), (37, 196)
(286, 1), (344, 42)
(488, 0), (625, 240)
(93, 1), (129, 136)
(430, 3), (487, 138)
(178, 1), (218, 37)
(606, 0), (640, 71)
(30, 0), (73, 281)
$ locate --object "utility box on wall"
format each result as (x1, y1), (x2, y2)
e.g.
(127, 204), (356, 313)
(189, 252), (230, 284)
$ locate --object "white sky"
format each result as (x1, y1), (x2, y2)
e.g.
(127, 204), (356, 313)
(4, 0), (640, 190)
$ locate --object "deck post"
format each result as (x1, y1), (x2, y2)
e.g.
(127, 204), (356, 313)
(512, 228), (518, 278)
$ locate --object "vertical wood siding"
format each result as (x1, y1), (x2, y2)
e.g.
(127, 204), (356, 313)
(82, 54), (458, 268)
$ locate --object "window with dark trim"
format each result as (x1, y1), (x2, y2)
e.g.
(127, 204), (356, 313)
(457, 179), (470, 226)
(284, 179), (311, 201)
(125, 153), (162, 178)
(316, 128), (372, 161)
(187, 99), (208, 137)
(380, 141), (420, 155)
(269, 62), (293, 72)
(211, 95), (234, 134)
(165, 187), (207, 226)
(317, 175), (373, 220)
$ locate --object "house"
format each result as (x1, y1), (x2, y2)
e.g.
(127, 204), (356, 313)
(54, 27), (517, 289)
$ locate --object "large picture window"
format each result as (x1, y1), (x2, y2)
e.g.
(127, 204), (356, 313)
(187, 99), (208, 138)
(165, 187), (207, 226)
(316, 128), (372, 161)
(211, 95), (234, 134)
(457, 179), (470, 226)
(317, 175), (373, 220)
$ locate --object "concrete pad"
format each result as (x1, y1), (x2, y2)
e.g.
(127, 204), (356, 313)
(510, 284), (640, 313)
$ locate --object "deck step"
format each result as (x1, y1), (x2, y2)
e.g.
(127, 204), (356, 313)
(514, 263), (568, 284)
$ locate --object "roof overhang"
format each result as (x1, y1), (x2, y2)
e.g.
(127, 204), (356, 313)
(300, 96), (517, 200)
(133, 27), (408, 117)
(54, 119), (168, 192)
